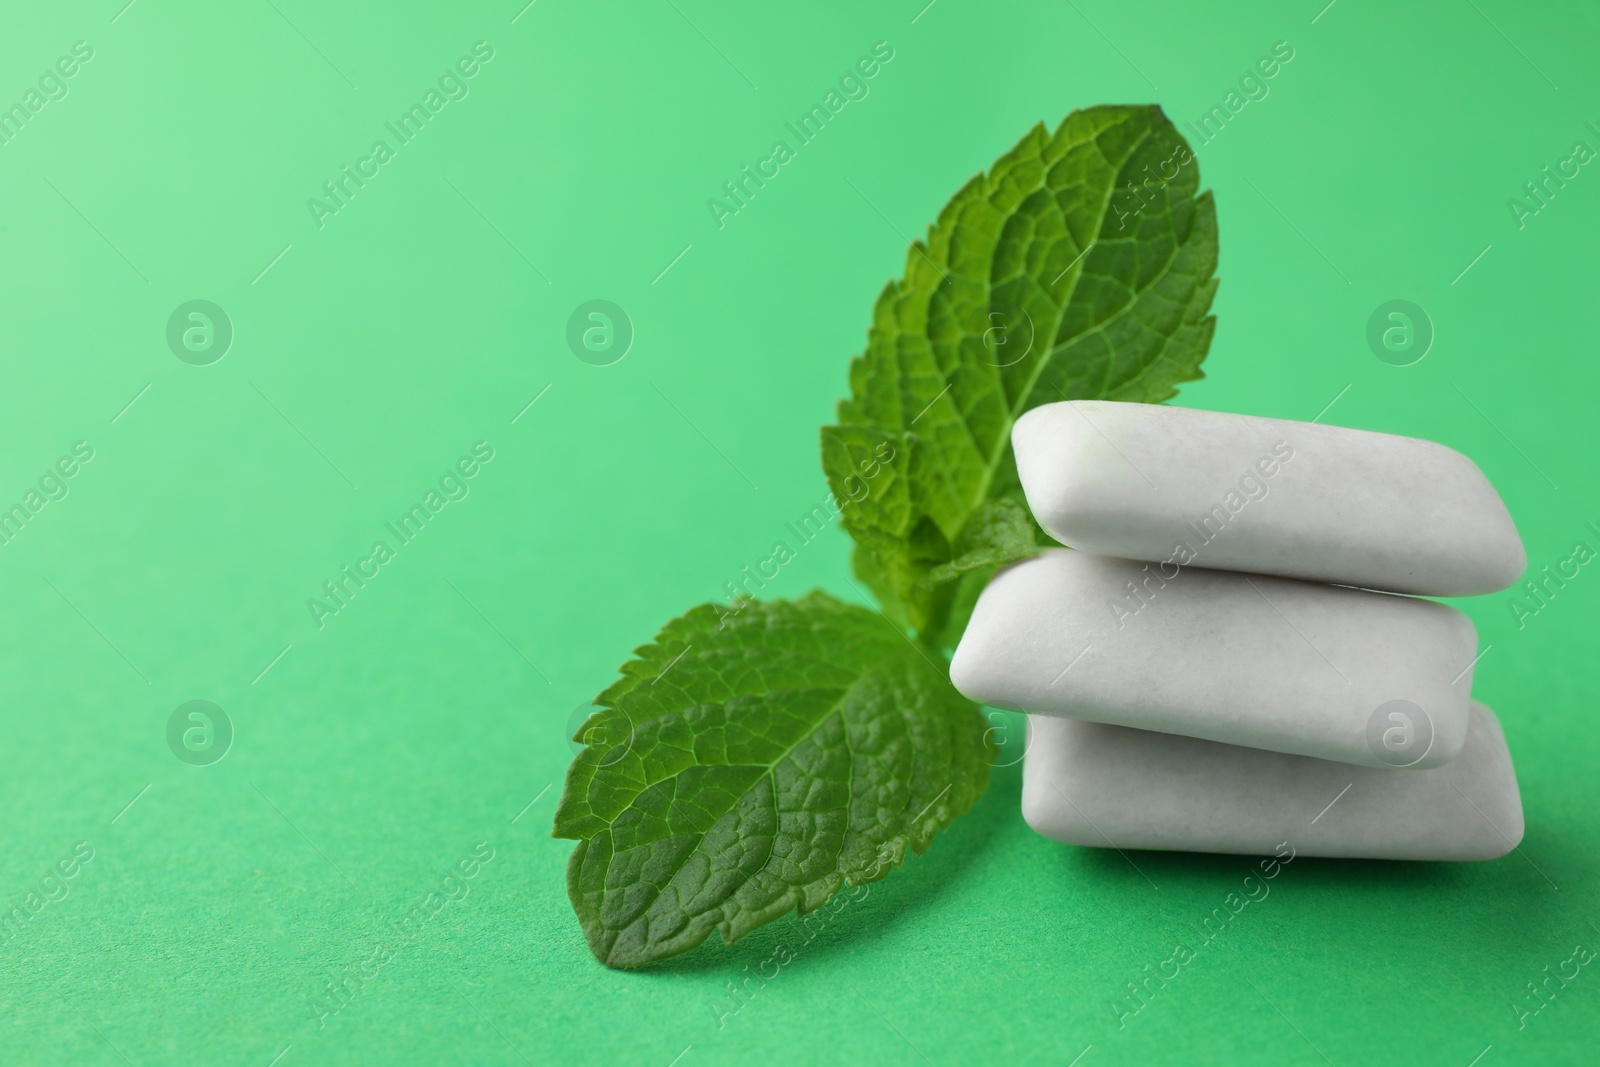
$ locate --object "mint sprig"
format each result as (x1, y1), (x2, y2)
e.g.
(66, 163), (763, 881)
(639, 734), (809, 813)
(556, 104), (1217, 968)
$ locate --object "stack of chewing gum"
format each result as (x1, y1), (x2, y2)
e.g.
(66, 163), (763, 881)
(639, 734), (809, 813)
(951, 401), (1528, 861)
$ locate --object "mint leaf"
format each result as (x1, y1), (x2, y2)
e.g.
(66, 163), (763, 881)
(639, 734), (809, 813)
(553, 592), (991, 968)
(822, 104), (1219, 648)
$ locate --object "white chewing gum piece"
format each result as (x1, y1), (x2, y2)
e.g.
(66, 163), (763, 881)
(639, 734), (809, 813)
(950, 550), (1477, 769)
(1012, 400), (1527, 596)
(1020, 702), (1525, 861)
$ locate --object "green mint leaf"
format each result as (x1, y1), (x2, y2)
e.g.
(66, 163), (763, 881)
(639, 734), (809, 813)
(822, 104), (1219, 648)
(553, 592), (991, 968)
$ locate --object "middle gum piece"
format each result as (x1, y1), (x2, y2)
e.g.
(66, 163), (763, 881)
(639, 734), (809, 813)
(949, 549), (1478, 770)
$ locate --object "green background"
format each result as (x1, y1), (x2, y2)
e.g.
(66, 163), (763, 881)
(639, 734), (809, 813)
(1, 0), (1596, 1063)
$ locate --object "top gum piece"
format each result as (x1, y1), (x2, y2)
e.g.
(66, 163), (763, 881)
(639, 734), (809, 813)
(1013, 401), (1527, 596)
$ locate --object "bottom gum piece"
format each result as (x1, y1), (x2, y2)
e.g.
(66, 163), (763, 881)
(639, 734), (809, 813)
(1021, 702), (1524, 861)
